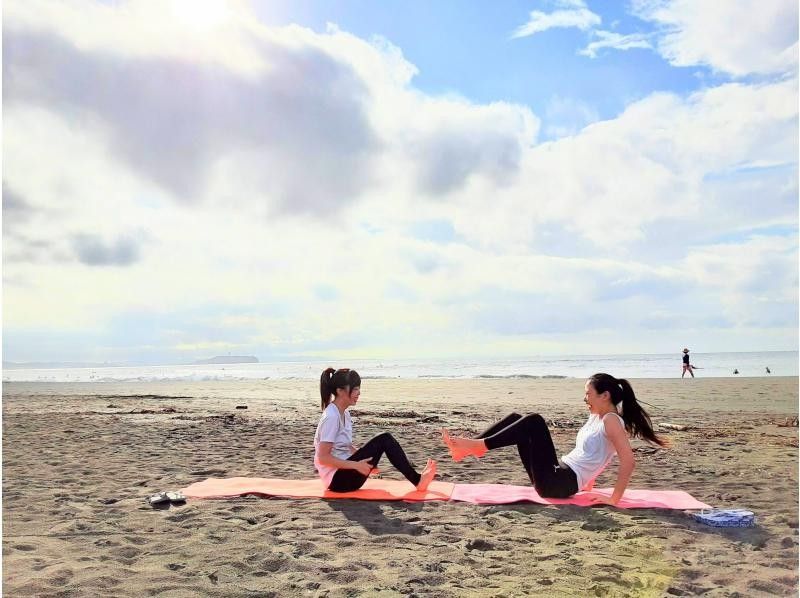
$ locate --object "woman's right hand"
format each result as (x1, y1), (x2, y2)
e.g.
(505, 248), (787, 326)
(351, 458), (374, 476)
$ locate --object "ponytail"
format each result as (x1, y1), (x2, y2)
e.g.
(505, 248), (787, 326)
(588, 373), (668, 447)
(319, 367), (362, 411)
(320, 367), (336, 410)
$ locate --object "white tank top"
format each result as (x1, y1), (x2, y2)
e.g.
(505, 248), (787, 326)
(561, 413), (624, 491)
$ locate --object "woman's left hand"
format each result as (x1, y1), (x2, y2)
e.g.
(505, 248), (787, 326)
(583, 491), (619, 506)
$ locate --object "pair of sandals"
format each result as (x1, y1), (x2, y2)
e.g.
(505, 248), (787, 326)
(148, 491), (186, 506)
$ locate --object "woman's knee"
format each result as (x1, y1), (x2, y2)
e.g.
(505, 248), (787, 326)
(374, 431), (397, 445)
(520, 413), (547, 430)
(522, 413), (545, 424)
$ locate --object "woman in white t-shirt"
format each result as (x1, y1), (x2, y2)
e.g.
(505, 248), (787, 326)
(315, 368), (437, 493)
(442, 373), (668, 505)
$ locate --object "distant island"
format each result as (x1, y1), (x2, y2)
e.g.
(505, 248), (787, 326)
(191, 356), (259, 365)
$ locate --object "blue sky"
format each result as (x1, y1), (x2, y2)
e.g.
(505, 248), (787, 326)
(2, 0), (798, 364)
(256, 1), (725, 123)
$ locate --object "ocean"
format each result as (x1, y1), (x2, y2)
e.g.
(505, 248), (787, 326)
(2, 351), (796, 383)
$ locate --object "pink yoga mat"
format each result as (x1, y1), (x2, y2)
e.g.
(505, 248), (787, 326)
(449, 483), (711, 509)
(182, 477), (710, 509)
(182, 477), (455, 502)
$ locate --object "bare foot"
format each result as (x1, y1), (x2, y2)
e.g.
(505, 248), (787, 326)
(442, 429), (471, 462)
(416, 458), (437, 492)
(442, 429), (486, 461)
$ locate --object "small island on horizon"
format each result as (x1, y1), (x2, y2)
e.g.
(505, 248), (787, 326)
(191, 355), (259, 365)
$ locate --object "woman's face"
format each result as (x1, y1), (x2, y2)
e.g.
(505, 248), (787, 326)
(336, 385), (361, 407)
(348, 386), (361, 406)
(584, 381), (609, 413)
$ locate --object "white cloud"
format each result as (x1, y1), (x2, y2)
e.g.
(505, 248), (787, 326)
(632, 0), (798, 76)
(579, 30), (653, 58)
(511, 1), (601, 39)
(685, 236), (798, 326)
(448, 78), (797, 253)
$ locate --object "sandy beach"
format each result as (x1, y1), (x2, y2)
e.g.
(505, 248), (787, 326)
(3, 376), (798, 597)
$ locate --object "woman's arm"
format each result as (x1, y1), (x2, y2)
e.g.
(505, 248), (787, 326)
(603, 415), (635, 505)
(318, 442), (372, 476)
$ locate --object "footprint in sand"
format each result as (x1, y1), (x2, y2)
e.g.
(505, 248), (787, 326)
(325, 570), (361, 584)
(110, 546), (141, 564)
(31, 560), (49, 572)
(166, 563), (186, 571)
(43, 567), (75, 587)
(748, 579), (793, 594)
(123, 536), (149, 546)
(12, 544), (36, 551)
(166, 511), (197, 524)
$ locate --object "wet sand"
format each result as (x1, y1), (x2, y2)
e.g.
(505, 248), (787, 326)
(3, 377), (798, 597)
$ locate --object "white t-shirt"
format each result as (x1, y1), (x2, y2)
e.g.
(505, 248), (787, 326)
(561, 413), (624, 491)
(313, 403), (353, 487)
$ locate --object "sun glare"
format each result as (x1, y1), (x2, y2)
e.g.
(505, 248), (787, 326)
(170, 0), (231, 31)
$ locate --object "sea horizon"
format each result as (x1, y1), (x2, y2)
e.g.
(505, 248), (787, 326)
(3, 350), (796, 383)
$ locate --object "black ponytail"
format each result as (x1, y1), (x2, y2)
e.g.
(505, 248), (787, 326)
(588, 373), (668, 447)
(320, 367), (336, 410)
(319, 367), (362, 411)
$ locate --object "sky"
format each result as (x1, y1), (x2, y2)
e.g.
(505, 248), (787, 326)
(2, 0), (798, 365)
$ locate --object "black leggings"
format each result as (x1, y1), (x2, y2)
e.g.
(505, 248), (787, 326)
(328, 432), (422, 492)
(478, 412), (579, 498)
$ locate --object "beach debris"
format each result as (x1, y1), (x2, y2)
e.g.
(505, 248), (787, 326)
(548, 418), (580, 429)
(166, 563), (186, 571)
(96, 394), (191, 400)
(658, 422), (690, 431)
(633, 446), (659, 454)
(775, 416), (798, 427)
(465, 538), (494, 551)
(235, 405), (248, 409)
(88, 407), (179, 415)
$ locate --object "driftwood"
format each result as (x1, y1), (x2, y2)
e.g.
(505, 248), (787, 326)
(658, 422), (690, 431)
(776, 416), (799, 428)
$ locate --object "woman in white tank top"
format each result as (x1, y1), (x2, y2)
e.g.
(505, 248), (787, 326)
(442, 373), (668, 505)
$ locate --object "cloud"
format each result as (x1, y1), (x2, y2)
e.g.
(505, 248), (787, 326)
(2, 183), (35, 235)
(511, 1), (601, 39)
(3, 28), (380, 213)
(685, 235), (798, 326)
(448, 78), (797, 253)
(632, 0), (798, 77)
(408, 103), (533, 195)
(579, 30), (653, 58)
(72, 234), (142, 266)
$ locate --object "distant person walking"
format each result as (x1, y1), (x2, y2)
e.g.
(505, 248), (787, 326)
(766, 367), (771, 374)
(681, 348), (695, 378)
